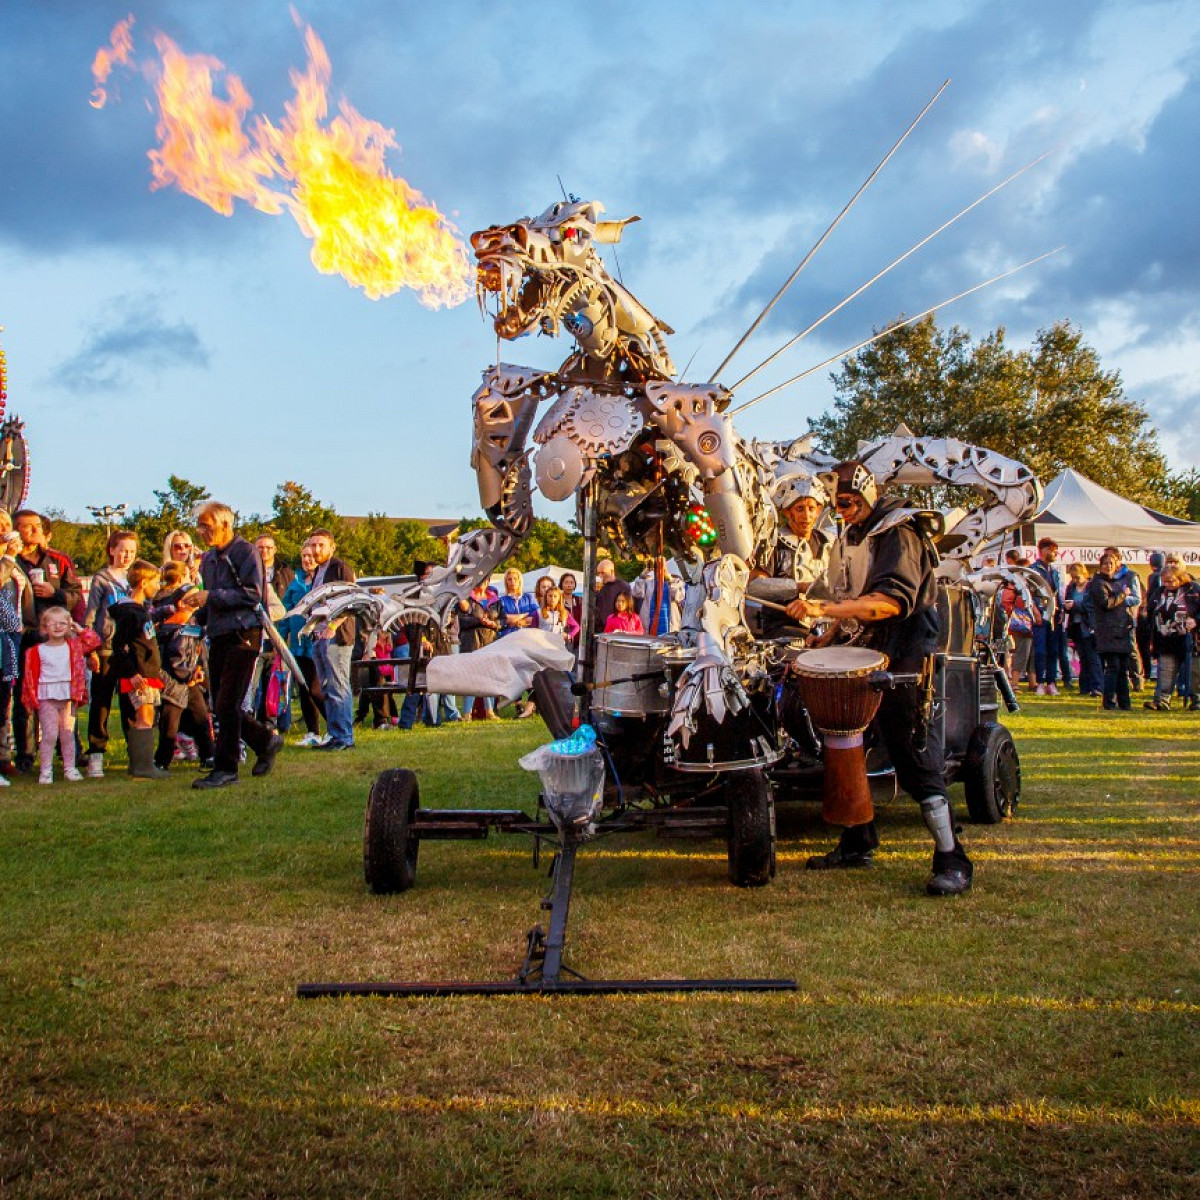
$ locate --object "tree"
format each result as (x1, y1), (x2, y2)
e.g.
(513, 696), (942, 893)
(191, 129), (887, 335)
(265, 481), (343, 562)
(1019, 323), (1175, 509)
(128, 475), (211, 559)
(41, 508), (107, 574)
(812, 317), (1181, 513)
(1164, 468), (1200, 521)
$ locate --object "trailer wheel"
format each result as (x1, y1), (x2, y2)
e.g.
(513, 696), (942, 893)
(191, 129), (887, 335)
(726, 769), (776, 887)
(962, 722), (1021, 824)
(363, 769), (421, 893)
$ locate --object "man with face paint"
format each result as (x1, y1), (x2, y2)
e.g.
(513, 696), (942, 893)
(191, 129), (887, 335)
(787, 461), (974, 897)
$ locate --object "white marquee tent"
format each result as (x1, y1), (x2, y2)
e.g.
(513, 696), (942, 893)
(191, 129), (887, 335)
(989, 468), (1200, 566)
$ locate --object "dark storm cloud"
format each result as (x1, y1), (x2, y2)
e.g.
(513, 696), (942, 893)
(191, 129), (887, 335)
(0, 1), (306, 254)
(1034, 59), (1200, 308)
(50, 296), (210, 391)
(601, 0), (1194, 355)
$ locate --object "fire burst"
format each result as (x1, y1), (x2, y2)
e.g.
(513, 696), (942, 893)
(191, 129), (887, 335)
(92, 17), (471, 308)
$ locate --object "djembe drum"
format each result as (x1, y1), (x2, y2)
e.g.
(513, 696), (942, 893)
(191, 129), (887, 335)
(789, 647), (888, 826)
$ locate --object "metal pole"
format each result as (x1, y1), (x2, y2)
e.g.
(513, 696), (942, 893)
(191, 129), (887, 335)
(728, 247), (1064, 417)
(576, 477), (600, 725)
(539, 835), (579, 984)
(728, 150), (1055, 395)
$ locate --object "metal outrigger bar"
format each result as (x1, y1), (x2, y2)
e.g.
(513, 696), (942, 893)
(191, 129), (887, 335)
(297, 830), (797, 999)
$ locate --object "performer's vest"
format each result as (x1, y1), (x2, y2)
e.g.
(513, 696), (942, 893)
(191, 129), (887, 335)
(774, 528), (831, 587)
(824, 509), (934, 601)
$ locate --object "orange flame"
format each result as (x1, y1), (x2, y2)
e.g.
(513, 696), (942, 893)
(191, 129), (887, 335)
(90, 15), (135, 109)
(148, 34), (282, 218)
(94, 19), (470, 308)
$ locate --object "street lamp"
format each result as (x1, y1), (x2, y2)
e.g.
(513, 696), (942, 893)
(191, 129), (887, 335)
(87, 503), (127, 537)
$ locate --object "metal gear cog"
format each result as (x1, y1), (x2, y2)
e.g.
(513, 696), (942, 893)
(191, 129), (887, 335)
(498, 455), (534, 536)
(532, 386), (587, 445)
(563, 392), (643, 455)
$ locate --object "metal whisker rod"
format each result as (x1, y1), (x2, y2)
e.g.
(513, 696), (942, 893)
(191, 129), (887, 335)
(728, 149), (1055, 394)
(708, 80), (950, 384)
(728, 247), (1065, 416)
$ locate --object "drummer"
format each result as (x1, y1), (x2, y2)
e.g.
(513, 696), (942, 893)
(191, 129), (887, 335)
(747, 473), (832, 637)
(786, 461), (974, 897)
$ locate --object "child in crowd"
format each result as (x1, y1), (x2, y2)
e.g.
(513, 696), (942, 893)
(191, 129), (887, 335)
(21, 606), (99, 784)
(604, 590), (644, 635)
(109, 559), (168, 780)
(154, 565), (215, 770)
(1003, 585), (1038, 688)
(537, 586), (580, 647)
(355, 626), (397, 729)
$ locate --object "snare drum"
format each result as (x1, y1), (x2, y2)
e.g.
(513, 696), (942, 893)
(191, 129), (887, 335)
(592, 634), (672, 716)
(790, 647), (888, 826)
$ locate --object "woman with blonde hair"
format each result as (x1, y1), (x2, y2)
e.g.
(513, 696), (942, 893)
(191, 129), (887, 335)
(162, 529), (200, 585)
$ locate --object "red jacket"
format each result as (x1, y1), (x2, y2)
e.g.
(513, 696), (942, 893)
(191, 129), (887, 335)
(22, 629), (101, 709)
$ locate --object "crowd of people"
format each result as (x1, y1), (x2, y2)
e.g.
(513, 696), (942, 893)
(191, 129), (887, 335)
(1, 492), (1193, 796)
(0, 498), (699, 786)
(994, 539), (1199, 712)
(0, 504), (356, 788)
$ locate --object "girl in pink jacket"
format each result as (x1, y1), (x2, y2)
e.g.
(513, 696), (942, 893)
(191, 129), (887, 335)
(22, 606), (100, 784)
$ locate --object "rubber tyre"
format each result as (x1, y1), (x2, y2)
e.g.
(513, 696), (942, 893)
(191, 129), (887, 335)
(962, 722), (1021, 824)
(363, 768), (420, 893)
(726, 768), (776, 888)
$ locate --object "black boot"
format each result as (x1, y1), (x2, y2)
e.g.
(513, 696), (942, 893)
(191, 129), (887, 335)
(927, 846), (973, 896)
(919, 795), (973, 896)
(806, 821), (879, 869)
(127, 728), (169, 780)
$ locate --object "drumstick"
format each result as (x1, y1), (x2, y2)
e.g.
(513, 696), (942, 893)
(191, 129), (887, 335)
(744, 596), (796, 615)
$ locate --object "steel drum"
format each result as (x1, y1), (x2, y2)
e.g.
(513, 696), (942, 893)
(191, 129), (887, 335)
(592, 634), (673, 716)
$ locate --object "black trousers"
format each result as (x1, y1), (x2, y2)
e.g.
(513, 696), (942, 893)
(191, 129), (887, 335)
(355, 662), (395, 725)
(208, 630), (273, 773)
(156, 689), (215, 768)
(1101, 651), (1132, 710)
(840, 680), (962, 865)
(875, 681), (947, 802)
(12, 631), (38, 767)
(296, 654), (325, 734)
(87, 656), (127, 754)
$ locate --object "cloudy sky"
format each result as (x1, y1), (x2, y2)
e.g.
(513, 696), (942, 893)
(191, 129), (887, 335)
(1, 0), (1197, 525)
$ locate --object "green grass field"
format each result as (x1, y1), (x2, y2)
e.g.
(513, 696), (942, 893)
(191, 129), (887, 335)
(1, 696), (1196, 1198)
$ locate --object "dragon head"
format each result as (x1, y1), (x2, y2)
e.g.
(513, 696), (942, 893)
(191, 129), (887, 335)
(471, 200), (640, 342)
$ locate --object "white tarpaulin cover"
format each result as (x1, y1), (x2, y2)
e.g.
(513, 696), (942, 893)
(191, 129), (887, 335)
(981, 468), (1200, 566)
(425, 628), (574, 700)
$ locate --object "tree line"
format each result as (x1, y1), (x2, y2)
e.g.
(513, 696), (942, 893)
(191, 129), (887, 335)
(812, 318), (1199, 518)
(45, 478), (594, 577)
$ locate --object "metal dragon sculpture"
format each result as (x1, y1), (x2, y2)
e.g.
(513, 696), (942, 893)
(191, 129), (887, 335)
(291, 194), (1044, 692)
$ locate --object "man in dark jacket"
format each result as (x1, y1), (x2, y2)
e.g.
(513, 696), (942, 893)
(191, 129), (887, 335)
(306, 527), (357, 751)
(189, 502), (283, 787)
(12, 509), (83, 772)
(1030, 537), (1065, 695)
(788, 461), (973, 897)
(255, 533), (295, 614)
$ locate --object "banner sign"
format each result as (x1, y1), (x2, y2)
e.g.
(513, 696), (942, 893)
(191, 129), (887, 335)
(1052, 547), (1200, 566)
